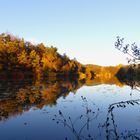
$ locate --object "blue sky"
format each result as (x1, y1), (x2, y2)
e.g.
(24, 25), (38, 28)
(0, 0), (140, 66)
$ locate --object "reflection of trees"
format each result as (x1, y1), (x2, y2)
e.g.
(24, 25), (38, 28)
(0, 71), (130, 122)
(0, 78), (84, 121)
(104, 99), (140, 140)
(0, 79), (33, 99)
(1, 70), (140, 139)
(85, 76), (124, 87)
(116, 66), (140, 93)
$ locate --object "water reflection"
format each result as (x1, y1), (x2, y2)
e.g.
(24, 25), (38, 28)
(0, 78), (84, 121)
(0, 75), (124, 121)
(0, 75), (140, 140)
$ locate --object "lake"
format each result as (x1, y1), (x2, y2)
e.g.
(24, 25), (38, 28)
(0, 77), (140, 140)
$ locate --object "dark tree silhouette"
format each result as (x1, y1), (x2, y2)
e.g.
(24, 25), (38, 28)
(51, 96), (100, 140)
(115, 36), (140, 89)
(115, 36), (140, 64)
(104, 99), (140, 140)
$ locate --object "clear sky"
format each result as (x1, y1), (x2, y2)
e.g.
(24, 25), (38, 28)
(0, 0), (140, 66)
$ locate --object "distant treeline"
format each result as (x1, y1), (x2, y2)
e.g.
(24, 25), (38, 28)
(0, 33), (94, 80)
(1, 33), (139, 83)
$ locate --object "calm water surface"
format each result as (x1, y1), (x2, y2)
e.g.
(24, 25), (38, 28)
(0, 79), (140, 140)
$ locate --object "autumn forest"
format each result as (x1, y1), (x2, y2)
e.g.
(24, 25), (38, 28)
(0, 33), (97, 81)
(1, 33), (139, 82)
(0, 32), (140, 140)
